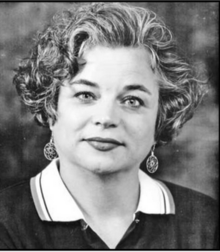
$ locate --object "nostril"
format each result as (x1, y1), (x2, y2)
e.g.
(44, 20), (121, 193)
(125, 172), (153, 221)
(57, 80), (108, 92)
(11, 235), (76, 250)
(95, 119), (117, 128)
(92, 103), (120, 127)
(93, 116), (118, 128)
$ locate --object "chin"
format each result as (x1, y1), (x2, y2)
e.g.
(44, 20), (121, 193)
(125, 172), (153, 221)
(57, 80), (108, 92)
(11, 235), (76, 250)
(88, 165), (117, 176)
(85, 161), (122, 176)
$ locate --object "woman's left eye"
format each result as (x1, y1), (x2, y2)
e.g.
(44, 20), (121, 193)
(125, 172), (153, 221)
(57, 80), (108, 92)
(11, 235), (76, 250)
(123, 96), (143, 108)
(75, 92), (96, 102)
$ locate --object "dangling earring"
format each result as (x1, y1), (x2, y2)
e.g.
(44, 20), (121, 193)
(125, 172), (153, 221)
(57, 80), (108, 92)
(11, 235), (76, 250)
(146, 145), (158, 173)
(44, 136), (58, 160)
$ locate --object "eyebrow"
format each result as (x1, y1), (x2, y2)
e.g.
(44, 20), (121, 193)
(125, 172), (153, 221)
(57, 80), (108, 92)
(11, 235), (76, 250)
(123, 84), (152, 95)
(70, 79), (98, 88)
(70, 79), (152, 95)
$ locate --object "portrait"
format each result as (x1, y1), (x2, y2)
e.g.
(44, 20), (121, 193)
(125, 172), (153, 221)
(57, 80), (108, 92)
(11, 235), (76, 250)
(0, 2), (218, 249)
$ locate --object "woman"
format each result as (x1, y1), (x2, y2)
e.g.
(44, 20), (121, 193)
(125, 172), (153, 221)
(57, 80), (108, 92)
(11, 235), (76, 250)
(0, 2), (218, 249)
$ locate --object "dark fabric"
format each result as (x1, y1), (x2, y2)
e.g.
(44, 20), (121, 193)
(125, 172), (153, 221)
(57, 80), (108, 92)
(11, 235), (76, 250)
(0, 179), (218, 249)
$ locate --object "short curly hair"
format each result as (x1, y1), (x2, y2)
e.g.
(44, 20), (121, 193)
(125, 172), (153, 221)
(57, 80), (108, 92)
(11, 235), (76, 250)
(13, 2), (207, 146)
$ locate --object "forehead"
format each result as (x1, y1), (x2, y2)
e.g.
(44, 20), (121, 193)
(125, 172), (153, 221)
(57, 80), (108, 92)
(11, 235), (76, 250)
(80, 45), (152, 68)
(76, 45), (158, 84)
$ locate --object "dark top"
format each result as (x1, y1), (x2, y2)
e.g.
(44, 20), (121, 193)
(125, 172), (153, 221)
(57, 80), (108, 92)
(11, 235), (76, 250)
(0, 179), (218, 249)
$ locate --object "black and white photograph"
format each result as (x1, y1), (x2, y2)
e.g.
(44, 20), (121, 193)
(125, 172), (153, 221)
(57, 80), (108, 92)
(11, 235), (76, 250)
(0, 2), (218, 249)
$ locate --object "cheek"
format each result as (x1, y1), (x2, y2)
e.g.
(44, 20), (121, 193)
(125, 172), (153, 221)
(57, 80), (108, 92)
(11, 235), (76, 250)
(135, 124), (155, 144)
(125, 114), (157, 159)
(129, 112), (156, 138)
(127, 123), (155, 164)
(54, 107), (89, 132)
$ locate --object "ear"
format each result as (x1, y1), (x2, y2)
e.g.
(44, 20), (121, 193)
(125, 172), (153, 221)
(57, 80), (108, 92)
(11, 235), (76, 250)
(153, 140), (157, 149)
(48, 118), (54, 131)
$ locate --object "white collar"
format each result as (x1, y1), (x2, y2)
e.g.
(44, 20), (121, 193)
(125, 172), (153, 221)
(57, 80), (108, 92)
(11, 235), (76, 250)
(30, 159), (175, 222)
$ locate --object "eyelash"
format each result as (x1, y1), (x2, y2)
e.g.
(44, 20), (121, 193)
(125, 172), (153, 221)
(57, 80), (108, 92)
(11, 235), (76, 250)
(122, 95), (144, 108)
(74, 92), (144, 108)
(74, 91), (96, 102)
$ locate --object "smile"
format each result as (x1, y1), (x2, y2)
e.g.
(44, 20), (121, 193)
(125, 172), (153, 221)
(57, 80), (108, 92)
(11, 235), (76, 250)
(84, 137), (124, 151)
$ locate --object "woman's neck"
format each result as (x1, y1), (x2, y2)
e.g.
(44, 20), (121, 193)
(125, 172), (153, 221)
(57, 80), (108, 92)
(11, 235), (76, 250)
(59, 159), (140, 220)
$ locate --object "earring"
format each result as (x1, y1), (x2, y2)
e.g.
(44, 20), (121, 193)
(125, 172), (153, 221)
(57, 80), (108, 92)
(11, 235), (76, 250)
(146, 145), (158, 173)
(44, 137), (58, 160)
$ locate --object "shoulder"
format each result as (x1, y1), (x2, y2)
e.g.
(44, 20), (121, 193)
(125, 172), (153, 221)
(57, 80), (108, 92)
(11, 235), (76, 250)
(163, 180), (218, 244)
(0, 180), (34, 222)
(0, 180), (38, 248)
(0, 180), (31, 202)
(162, 180), (218, 215)
(162, 180), (219, 248)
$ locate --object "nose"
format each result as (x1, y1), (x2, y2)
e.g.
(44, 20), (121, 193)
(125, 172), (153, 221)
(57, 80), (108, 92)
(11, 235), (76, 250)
(92, 99), (120, 128)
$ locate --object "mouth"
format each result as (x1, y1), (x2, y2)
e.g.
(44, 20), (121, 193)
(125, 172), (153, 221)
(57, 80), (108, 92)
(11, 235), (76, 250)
(84, 137), (124, 151)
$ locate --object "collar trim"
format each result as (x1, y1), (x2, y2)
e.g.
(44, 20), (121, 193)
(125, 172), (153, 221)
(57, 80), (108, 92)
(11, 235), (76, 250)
(30, 159), (175, 222)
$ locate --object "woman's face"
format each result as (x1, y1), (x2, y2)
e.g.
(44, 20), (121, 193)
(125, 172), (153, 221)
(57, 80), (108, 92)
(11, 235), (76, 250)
(50, 46), (159, 175)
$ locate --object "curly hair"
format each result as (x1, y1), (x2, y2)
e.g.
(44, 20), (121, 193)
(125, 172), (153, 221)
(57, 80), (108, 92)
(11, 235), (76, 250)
(13, 2), (207, 146)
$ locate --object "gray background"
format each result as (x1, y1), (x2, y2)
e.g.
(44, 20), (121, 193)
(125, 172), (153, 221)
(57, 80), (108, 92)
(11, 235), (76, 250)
(0, 2), (218, 200)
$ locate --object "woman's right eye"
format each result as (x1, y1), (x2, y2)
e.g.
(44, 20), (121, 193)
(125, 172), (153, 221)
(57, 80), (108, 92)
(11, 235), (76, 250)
(74, 91), (96, 103)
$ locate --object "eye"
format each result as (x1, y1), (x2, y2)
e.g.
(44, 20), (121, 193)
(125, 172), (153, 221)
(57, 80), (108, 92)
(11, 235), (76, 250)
(123, 96), (144, 108)
(75, 91), (96, 103)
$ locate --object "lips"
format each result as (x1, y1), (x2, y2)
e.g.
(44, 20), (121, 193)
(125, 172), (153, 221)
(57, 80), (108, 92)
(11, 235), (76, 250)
(84, 137), (124, 151)
(85, 137), (123, 145)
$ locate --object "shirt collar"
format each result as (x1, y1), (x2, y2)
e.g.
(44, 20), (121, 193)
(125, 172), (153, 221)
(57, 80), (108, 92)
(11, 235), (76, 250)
(30, 159), (175, 222)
